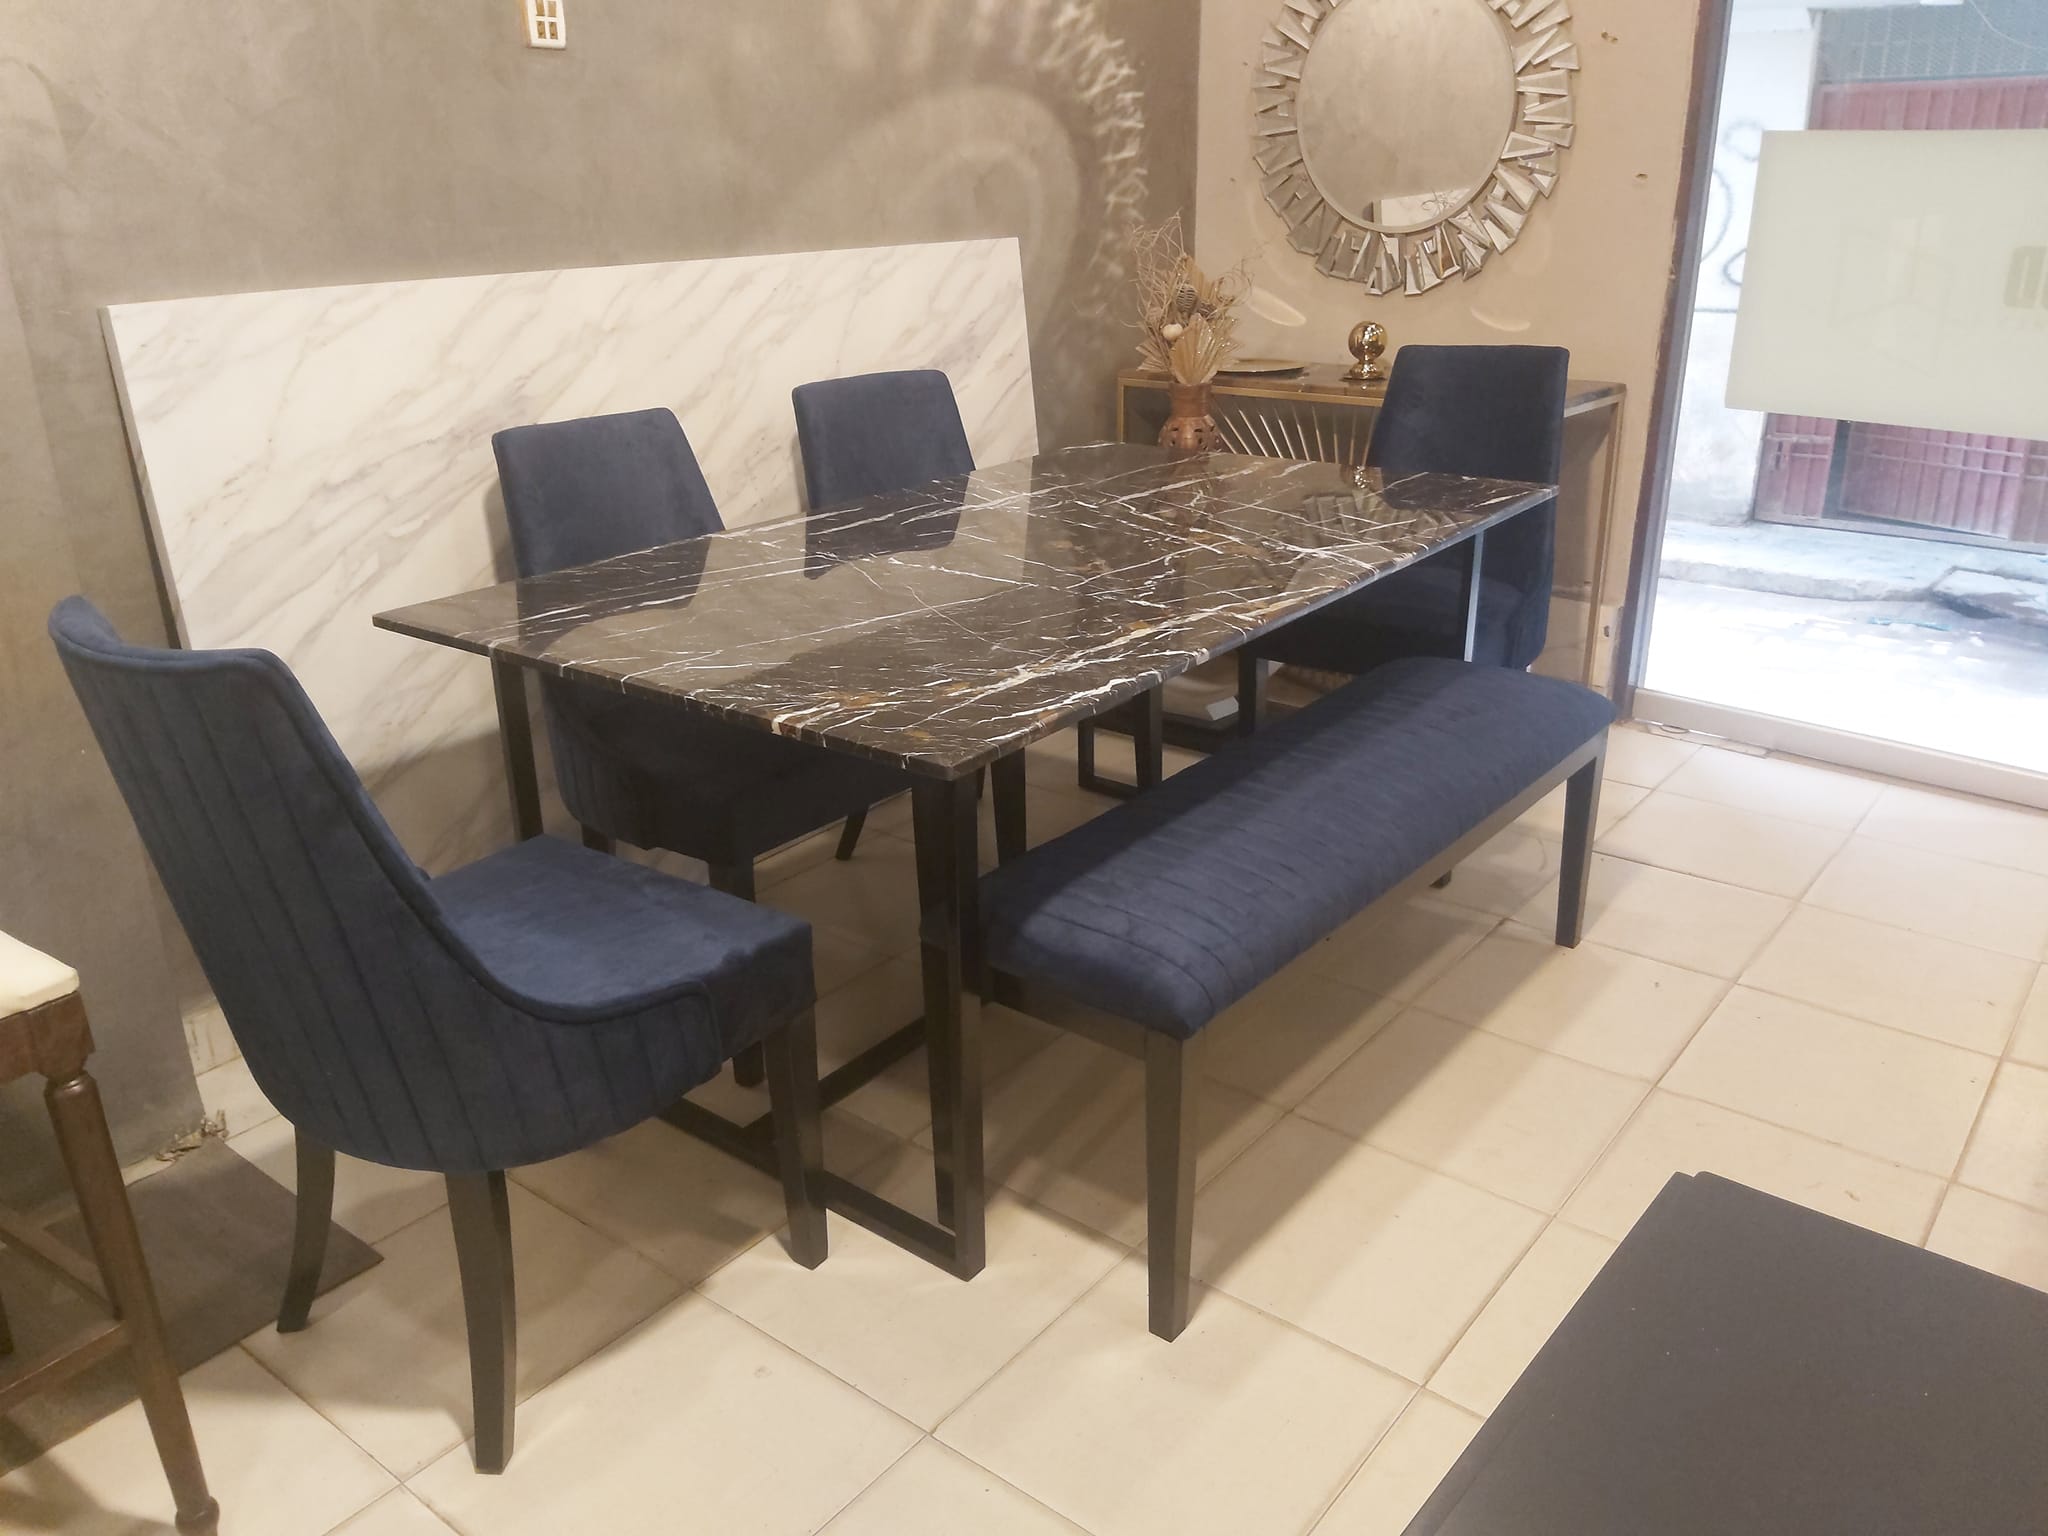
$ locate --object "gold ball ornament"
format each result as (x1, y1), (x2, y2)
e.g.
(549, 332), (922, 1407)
(1344, 320), (1388, 384)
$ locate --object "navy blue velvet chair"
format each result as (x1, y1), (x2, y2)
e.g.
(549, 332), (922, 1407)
(1238, 345), (1571, 722)
(493, 408), (912, 1087)
(49, 597), (828, 1475)
(791, 368), (974, 512)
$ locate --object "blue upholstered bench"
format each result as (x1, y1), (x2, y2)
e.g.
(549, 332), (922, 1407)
(982, 657), (1616, 1339)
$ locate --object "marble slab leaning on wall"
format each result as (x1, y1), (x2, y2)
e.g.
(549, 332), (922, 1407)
(102, 239), (1037, 871)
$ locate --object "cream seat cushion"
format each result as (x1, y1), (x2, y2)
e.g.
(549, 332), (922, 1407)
(0, 930), (81, 1017)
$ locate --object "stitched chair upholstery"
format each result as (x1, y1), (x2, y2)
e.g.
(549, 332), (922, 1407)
(792, 370), (975, 512)
(49, 596), (827, 1472)
(492, 408), (910, 876)
(983, 659), (1615, 1038)
(1245, 345), (1571, 675)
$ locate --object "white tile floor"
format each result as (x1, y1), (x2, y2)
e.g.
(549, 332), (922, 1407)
(8, 722), (2048, 1536)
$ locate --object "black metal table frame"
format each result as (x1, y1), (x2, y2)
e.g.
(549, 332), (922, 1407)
(474, 522), (1491, 1283)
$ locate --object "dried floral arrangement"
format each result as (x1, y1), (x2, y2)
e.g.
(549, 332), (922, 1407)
(1129, 215), (1249, 386)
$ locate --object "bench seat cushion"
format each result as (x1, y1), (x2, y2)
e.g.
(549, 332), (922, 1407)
(981, 658), (1614, 1038)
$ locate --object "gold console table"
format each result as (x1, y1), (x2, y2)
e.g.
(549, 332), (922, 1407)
(1116, 363), (1628, 694)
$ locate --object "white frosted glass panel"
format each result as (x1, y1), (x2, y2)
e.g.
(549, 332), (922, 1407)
(1728, 129), (2048, 438)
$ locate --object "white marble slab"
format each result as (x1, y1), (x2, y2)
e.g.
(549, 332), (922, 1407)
(104, 240), (1036, 869)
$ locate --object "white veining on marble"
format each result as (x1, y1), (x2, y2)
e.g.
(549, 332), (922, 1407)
(104, 241), (1036, 869)
(376, 446), (1552, 776)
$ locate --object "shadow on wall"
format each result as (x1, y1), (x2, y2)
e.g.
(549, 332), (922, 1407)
(753, 0), (1155, 447)
(0, 0), (1193, 1182)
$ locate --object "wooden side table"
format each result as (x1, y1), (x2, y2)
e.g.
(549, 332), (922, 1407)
(0, 931), (218, 1534)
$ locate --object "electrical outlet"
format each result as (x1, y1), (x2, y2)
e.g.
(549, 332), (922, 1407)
(525, 0), (565, 49)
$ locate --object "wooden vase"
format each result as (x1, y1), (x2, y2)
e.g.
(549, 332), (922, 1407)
(1158, 381), (1222, 454)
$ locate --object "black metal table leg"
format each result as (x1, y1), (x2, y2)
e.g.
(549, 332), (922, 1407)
(1075, 686), (1166, 798)
(490, 656), (544, 841)
(666, 771), (990, 1281)
(1457, 528), (1488, 664)
(1132, 687), (1165, 791)
(907, 775), (987, 1276)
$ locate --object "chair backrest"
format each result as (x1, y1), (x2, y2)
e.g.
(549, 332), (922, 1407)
(48, 597), (498, 1170)
(1366, 344), (1570, 666)
(792, 369), (975, 511)
(493, 407), (723, 578)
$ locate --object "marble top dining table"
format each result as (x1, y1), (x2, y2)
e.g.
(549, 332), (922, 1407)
(375, 442), (1553, 781)
(375, 441), (1554, 1281)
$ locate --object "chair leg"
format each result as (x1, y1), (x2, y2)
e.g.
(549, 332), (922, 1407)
(710, 862), (770, 1088)
(1556, 747), (1605, 948)
(277, 1133), (335, 1333)
(1075, 720), (1098, 792)
(835, 811), (866, 862)
(761, 1009), (829, 1269)
(1144, 1033), (1198, 1342)
(579, 824), (615, 855)
(0, 1275), (12, 1357)
(46, 1066), (221, 1534)
(1237, 651), (1269, 738)
(447, 1171), (516, 1475)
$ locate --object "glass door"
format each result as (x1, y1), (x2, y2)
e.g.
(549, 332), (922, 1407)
(1634, 0), (2048, 802)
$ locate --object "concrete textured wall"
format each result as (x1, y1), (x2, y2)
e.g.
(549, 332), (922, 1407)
(0, 0), (1198, 1191)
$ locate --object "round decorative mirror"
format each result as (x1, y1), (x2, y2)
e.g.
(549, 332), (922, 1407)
(1256, 0), (1579, 294)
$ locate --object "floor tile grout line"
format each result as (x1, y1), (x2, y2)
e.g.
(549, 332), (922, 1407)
(1648, 1080), (1970, 1186)
(1417, 1213), (1573, 1398)
(1933, 1057), (2014, 1234)
(1293, 1383), (1426, 1536)
(1244, 1103), (1584, 1228)
(1796, 842), (2048, 961)
(1948, 1168), (2048, 1221)
(924, 1241), (1140, 1446)
(804, 1431), (928, 1534)
(1700, 971), (2015, 1062)
(1746, 893), (2048, 975)
(1616, 781), (1879, 839)
(673, 1287), (933, 1441)
(1488, 909), (1757, 995)
(231, 1339), (402, 1508)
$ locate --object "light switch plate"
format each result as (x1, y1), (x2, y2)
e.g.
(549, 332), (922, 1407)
(525, 0), (565, 48)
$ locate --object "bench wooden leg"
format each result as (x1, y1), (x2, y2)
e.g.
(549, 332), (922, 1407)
(1556, 746), (1605, 948)
(1145, 1033), (1198, 1342)
(447, 1171), (516, 1475)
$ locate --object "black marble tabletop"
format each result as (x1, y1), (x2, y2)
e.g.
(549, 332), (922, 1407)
(375, 444), (1553, 779)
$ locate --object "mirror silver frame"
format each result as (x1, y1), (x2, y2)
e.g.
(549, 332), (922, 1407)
(1255, 0), (1579, 294)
